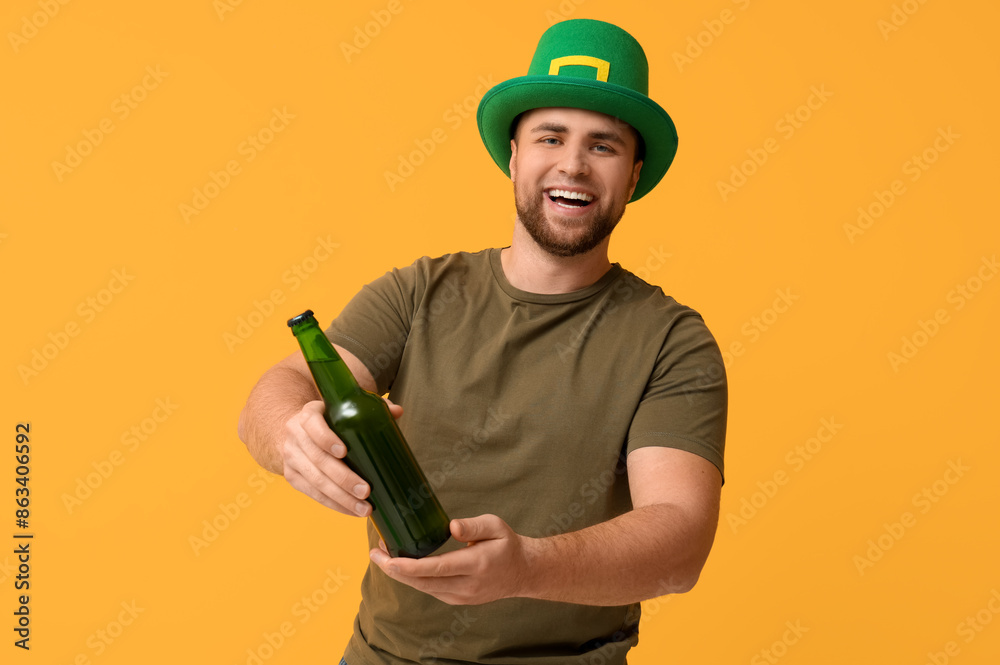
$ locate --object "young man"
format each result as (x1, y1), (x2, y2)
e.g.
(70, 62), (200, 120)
(239, 18), (727, 665)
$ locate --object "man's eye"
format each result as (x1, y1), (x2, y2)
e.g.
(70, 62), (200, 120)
(593, 144), (614, 153)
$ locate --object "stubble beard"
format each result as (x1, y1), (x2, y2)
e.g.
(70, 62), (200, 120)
(514, 183), (628, 258)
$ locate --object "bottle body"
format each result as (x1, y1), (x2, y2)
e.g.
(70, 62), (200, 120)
(289, 312), (450, 558)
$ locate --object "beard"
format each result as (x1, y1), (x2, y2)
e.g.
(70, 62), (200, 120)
(514, 183), (628, 258)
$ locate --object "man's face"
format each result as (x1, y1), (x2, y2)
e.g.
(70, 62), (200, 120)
(509, 107), (643, 258)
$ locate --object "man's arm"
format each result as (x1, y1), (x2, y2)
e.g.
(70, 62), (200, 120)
(368, 445), (721, 606)
(237, 345), (390, 517)
(237, 351), (320, 474)
(520, 446), (721, 604)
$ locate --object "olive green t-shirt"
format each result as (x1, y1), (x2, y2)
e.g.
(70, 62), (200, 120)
(327, 248), (727, 665)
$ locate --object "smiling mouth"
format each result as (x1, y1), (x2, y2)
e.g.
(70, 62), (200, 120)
(546, 188), (594, 209)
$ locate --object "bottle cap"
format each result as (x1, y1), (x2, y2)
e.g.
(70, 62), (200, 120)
(287, 310), (315, 328)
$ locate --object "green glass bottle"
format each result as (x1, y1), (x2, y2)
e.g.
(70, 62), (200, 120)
(287, 310), (450, 559)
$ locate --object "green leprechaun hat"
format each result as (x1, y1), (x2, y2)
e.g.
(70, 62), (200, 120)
(477, 18), (678, 202)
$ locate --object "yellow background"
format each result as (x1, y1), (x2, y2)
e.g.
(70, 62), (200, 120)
(3, 0), (999, 663)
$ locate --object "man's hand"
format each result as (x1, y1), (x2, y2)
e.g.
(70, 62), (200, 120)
(368, 514), (534, 605)
(281, 398), (403, 517)
(368, 449), (722, 607)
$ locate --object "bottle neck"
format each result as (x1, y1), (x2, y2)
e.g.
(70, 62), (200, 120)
(290, 318), (361, 403)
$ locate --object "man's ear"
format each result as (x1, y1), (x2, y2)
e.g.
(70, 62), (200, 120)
(509, 139), (518, 183)
(627, 160), (643, 200)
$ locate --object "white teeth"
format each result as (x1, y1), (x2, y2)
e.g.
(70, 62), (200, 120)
(547, 188), (594, 202)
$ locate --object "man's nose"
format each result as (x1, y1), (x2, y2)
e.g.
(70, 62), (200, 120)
(557, 144), (590, 177)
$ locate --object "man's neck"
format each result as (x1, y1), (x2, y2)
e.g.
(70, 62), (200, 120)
(500, 222), (613, 295)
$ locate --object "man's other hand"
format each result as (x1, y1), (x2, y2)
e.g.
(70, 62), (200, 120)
(369, 514), (534, 605)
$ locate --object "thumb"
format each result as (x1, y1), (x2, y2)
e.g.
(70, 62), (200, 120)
(382, 396), (404, 419)
(451, 514), (505, 544)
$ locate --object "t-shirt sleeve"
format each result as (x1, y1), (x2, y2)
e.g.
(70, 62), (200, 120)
(626, 312), (728, 482)
(324, 261), (427, 395)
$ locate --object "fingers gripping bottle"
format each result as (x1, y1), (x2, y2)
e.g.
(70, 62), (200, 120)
(288, 310), (450, 558)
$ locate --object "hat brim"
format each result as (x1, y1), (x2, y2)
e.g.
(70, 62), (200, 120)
(477, 76), (678, 202)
